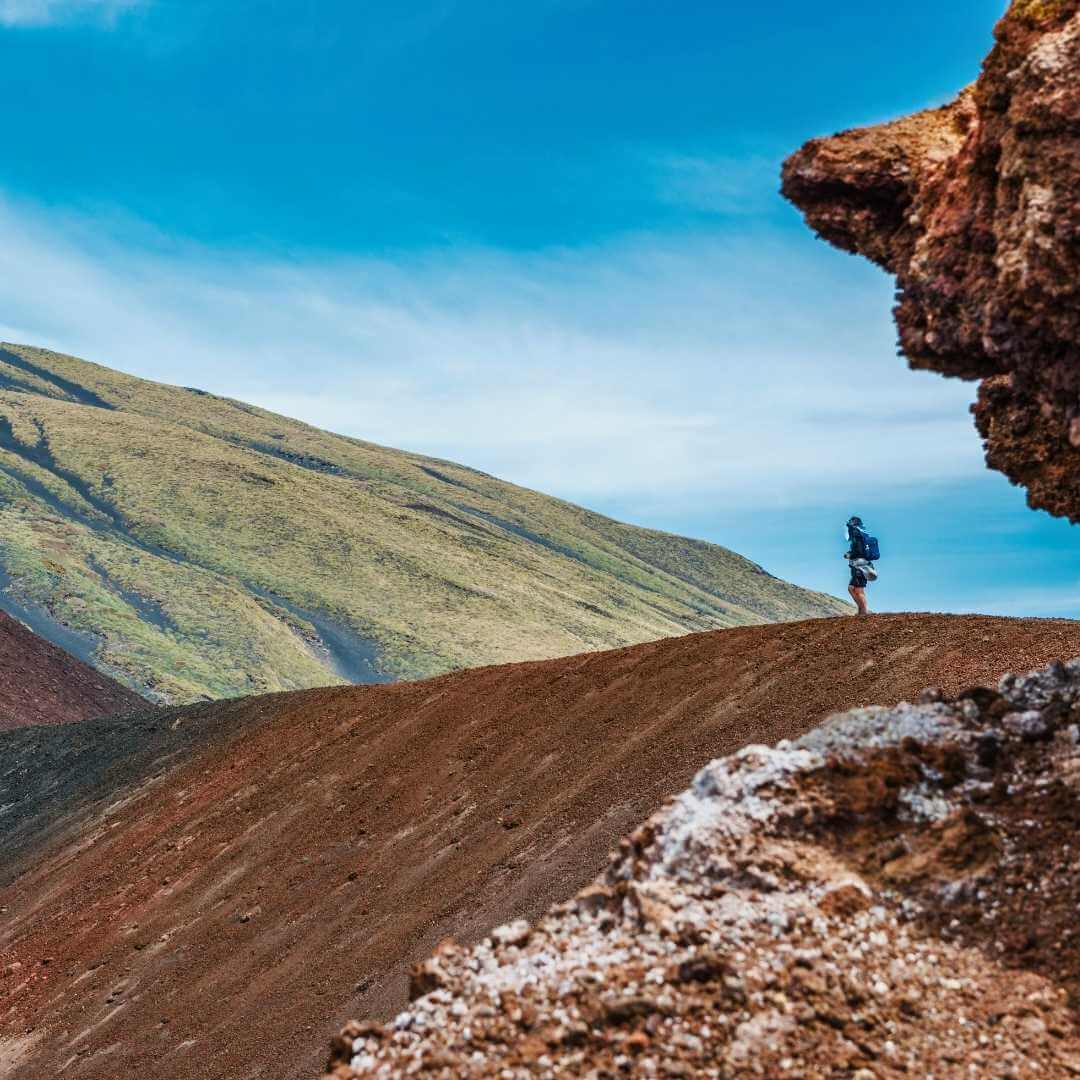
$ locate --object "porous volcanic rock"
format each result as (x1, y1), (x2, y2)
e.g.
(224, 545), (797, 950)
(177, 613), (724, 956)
(783, 1), (1080, 521)
(325, 659), (1080, 1078)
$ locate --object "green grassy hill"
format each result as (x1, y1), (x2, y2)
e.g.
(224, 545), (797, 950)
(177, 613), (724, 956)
(0, 343), (848, 702)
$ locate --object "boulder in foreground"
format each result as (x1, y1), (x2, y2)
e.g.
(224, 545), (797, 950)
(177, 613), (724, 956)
(326, 658), (1080, 1077)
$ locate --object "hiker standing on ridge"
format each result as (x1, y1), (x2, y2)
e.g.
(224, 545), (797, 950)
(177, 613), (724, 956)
(844, 515), (879, 616)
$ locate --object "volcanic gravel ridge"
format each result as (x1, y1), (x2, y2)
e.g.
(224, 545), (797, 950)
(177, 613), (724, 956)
(0, 608), (143, 731)
(327, 658), (1080, 1080)
(3, 613), (1080, 1079)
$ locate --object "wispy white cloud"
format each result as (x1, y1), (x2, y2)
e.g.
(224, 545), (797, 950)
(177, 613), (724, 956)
(0, 0), (140, 28)
(0, 193), (982, 513)
(650, 151), (780, 216)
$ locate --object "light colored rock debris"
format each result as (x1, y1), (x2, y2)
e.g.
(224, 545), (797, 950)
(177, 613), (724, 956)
(325, 658), (1080, 1078)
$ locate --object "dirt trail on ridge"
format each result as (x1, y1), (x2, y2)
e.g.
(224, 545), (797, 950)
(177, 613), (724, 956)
(2, 613), (1079, 1079)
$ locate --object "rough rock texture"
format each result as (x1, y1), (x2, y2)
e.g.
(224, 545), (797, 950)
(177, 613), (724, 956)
(783, 1), (1080, 521)
(325, 658), (1080, 1078)
(0, 609), (143, 731)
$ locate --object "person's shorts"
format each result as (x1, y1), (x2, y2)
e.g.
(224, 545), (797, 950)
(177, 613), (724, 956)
(849, 566), (869, 589)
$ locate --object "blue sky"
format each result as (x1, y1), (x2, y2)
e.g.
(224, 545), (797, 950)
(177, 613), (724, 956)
(1, 0), (1076, 617)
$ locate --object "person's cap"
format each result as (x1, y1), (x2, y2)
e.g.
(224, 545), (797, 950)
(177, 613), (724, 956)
(847, 515), (863, 525)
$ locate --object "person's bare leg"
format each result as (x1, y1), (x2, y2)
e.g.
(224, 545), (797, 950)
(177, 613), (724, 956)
(848, 584), (869, 615)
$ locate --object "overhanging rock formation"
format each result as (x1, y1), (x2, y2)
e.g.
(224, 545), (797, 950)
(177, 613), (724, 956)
(783, 1), (1080, 521)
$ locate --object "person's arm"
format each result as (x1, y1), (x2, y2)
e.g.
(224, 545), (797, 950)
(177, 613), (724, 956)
(847, 527), (863, 560)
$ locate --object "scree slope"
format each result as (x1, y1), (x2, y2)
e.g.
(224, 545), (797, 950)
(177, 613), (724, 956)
(0, 609), (143, 731)
(2, 613), (1078, 1079)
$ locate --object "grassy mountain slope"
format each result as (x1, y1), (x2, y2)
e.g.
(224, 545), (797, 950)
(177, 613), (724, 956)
(0, 342), (847, 701)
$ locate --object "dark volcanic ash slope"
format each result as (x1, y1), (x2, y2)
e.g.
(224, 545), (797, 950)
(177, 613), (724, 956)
(326, 659), (1080, 1079)
(783, 0), (1080, 521)
(0, 609), (143, 730)
(2, 614), (1080, 1079)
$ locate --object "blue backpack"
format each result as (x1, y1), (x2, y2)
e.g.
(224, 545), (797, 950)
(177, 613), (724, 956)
(851, 526), (881, 561)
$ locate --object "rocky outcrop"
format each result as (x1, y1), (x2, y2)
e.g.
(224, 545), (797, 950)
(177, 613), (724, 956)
(325, 659), (1080, 1077)
(782, 1), (1080, 521)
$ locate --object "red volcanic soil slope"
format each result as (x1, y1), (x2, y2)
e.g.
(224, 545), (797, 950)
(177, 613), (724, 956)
(0, 609), (143, 731)
(2, 613), (1080, 1079)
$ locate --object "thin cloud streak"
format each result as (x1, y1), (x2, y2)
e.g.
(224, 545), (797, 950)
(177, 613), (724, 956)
(0, 194), (982, 513)
(0, 0), (141, 27)
(649, 151), (781, 216)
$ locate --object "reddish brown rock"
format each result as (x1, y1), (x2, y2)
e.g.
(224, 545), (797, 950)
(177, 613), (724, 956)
(783, 1), (1080, 521)
(324, 658), (1080, 1078)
